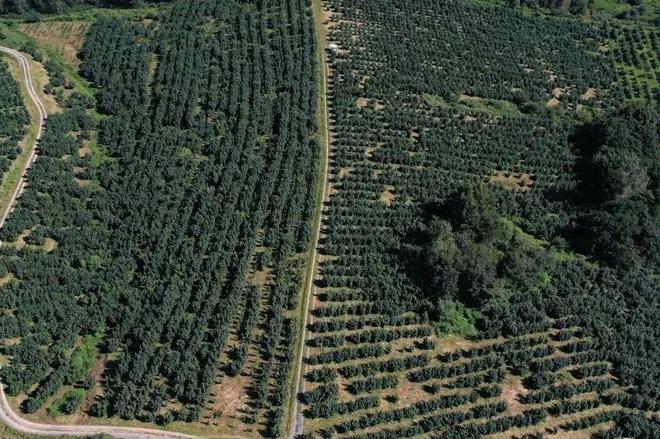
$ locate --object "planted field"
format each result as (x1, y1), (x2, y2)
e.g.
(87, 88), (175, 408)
(18, 21), (89, 67)
(606, 22), (660, 103)
(299, 0), (660, 437)
(0, 0), (320, 437)
(302, 317), (631, 439)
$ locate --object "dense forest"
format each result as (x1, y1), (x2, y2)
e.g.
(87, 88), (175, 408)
(0, 0), (318, 435)
(298, 0), (659, 437)
(0, 0), (171, 14)
(0, 59), (28, 177)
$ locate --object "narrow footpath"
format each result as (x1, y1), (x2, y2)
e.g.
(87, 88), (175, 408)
(289, 0), (332, 436)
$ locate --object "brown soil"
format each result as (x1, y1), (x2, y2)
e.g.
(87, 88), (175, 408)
(396, 376), (430, 407)
(435, 335), (478, 354)
(0, 273), (14, 287)
(501, 374), (528, 415)
(251, 267), (272, 288)
(338, 167), (353, 179)
(11, 229), (31, 250)
(74, 178), (91, 188)
(380, 185), (395, 206)
(322, 8), (335, 26)
(490, 171), (535, 192)
(356, 97), (369, 108)
(78, 146), (92, 159)
(43, 238), (58, 253)
(552, 87), (567, 98)
(89, 355), (107, 386)
(208, 373), (251, 425)
(19, 21), (89, 68)
(580, 87), (598, 101)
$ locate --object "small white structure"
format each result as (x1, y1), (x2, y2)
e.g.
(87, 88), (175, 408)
(329, 43), (339, 54)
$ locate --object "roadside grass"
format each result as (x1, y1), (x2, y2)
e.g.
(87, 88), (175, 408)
(0, 55), (40, 226)
(283, 0), (331, 435)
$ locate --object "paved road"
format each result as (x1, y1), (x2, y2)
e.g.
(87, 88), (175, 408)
(0, 47), (206, 439)
(289, 3), (332, 437)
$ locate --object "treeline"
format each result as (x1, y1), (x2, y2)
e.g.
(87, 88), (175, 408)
(0, 59), (29, 176)
(0, 0), (172, 14)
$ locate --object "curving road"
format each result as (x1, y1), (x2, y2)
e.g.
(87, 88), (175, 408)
(0, 46), (47, 229)
(289, 1), (332, 437)
(0, 47), (205, 439)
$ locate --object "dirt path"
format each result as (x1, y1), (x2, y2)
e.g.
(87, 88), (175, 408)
(288, 0), (332, 437)
(0, 47), (47, 229)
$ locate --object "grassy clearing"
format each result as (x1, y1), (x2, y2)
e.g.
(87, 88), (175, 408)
(433, 302), (479, 337)
(70, 333), (102, 382)
(423, 93), (525, 118)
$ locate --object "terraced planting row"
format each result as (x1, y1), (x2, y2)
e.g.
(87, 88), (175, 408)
(606, 21), (660, 103)
(301, 313), (631, 438)
(299, 0), (659, 437)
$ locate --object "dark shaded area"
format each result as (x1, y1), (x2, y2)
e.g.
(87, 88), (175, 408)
(0, 0), (172, 15)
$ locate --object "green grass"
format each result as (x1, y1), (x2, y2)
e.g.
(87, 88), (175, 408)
(590, 0), (631, 16)
(0, 55), (40, 224)
(48, 388), (86, 417)
(2, 4), (167, 24)
(283, 0), (331, 435)
(69, 332), (102, 382)
(0, 21), (95, 98)
(500, 218), (550, 249)
(41, 47), (95, 98)
(0, 21), (32, 47)
(434, 301), (479, 338)
(423, 93), (525, 118)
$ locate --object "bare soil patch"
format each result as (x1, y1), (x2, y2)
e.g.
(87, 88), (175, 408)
(490, 171), (535, 192)
(252, 267), (272, 288)
(208, 373), (251, 427)
(338, 167), (353, 179)
(435, 335), (478, 354)
(356, 97), (369, 108)
(501, 374), (528, 415)
(78, 145), (92, 159)
(580, 87), (598, 101)
(19, 21), (89, 68)
(43, 238), (58, 253)
(552, 87), (567, 98)
(0, 273), (14, 287)
(546, 97), (559, 108)
(380, 185), (395, 206)
(74, 178), (91, 188)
